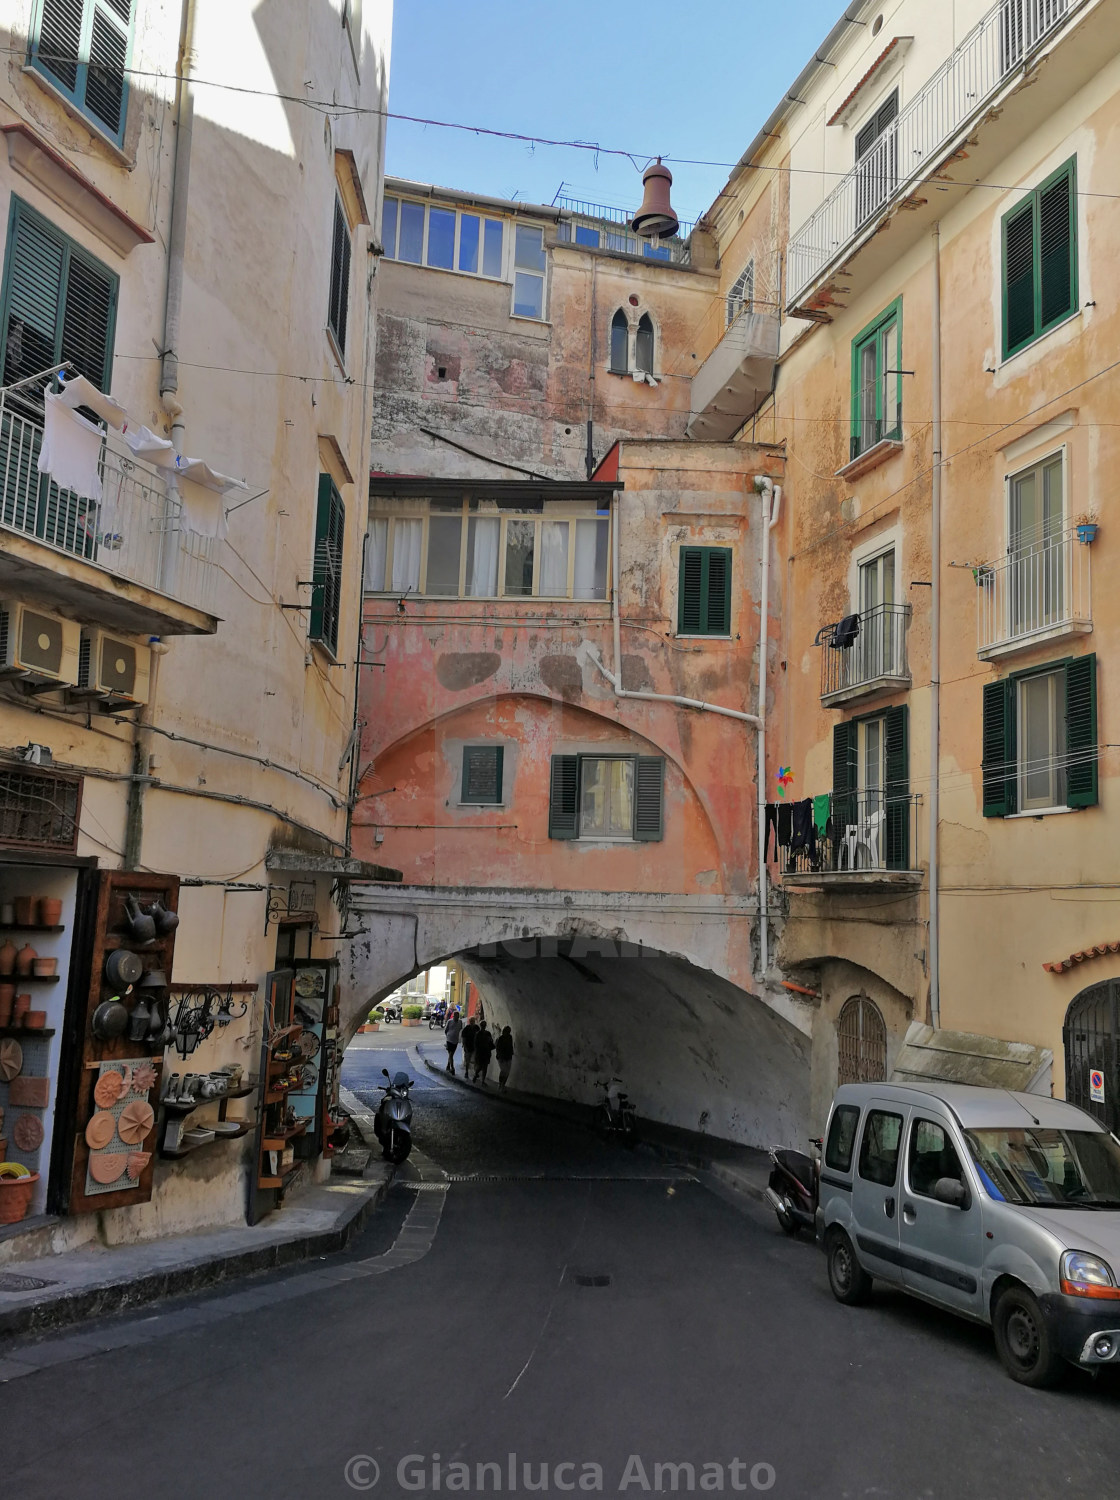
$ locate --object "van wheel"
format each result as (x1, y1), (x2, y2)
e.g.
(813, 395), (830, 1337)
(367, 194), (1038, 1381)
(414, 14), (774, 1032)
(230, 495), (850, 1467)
(993, 1286), (1065, 1388)
(827, 1229), (872, 1305)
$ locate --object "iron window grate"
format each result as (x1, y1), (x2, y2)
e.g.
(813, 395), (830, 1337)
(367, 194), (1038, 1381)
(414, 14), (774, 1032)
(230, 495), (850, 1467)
(0, 765), (82, 852)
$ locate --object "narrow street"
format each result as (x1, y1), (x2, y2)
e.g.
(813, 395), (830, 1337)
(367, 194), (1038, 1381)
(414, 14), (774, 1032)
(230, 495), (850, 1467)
(0, 1032), (1117, 1497)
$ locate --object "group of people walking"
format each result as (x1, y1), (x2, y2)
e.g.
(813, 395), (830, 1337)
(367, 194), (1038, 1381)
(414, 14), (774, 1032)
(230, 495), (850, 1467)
(443, 1009), (514, 1089)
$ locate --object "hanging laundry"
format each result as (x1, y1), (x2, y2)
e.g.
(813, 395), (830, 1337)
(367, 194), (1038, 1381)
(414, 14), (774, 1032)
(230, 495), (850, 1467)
(176, 476), (228, 540)
(776, 802), (793, 850)
(38, 391), (103, 502)
(789, 798), (816, 859)
(812, 794), (831, 838)
(57, 372), (128, 430)
(765, 804), (779, 860)
(122, 423), (176, 467)
(832, 614), (860, 649)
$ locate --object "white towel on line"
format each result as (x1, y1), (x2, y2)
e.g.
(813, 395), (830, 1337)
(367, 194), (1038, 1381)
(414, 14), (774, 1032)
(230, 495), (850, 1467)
(37, 391), (103, 502)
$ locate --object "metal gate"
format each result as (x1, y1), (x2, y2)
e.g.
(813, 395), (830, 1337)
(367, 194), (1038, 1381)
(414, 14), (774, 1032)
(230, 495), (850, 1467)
(1064, 981), (1120, 1134)
(837, 994), (887, 1086)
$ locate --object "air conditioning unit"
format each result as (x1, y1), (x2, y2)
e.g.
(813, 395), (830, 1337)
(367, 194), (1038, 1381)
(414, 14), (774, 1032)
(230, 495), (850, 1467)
(0, 601), (81, 687)
(76, 629), (151, 706)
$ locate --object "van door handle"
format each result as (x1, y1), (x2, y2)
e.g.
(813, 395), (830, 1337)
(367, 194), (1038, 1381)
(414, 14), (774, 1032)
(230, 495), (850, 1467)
(884, 1195), (895, 1219)
(903, 1202), (917, 1224)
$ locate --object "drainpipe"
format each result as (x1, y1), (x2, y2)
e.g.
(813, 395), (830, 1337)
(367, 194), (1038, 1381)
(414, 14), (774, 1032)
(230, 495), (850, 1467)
(929, 224), (942, 1029)
(160, 0), (197, 454)
(755, 477), (782, 976)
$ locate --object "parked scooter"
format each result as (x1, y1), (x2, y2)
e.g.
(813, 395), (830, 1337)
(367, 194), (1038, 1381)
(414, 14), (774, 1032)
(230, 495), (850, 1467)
(594, 1077), (638, 1146)
(427, 1001), (447, 1030)
(374, 1068), (414, 1163)
(765, 1138), (823, 1237)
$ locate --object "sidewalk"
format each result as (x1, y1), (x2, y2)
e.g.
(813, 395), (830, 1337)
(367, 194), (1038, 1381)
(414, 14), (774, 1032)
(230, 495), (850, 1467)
(417, 1044), (771, 1203)
(0, 1106), (393, 1343)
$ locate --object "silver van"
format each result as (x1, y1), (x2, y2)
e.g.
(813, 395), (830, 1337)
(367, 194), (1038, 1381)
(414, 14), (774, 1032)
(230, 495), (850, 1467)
(819, 1081), (1120, 1386)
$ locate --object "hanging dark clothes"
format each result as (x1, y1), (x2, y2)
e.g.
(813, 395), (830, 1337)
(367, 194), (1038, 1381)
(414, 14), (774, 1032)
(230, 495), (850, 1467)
(832, 614), (860, 649)
(789, 798), (816, 860)
(765, 803), (779, 860)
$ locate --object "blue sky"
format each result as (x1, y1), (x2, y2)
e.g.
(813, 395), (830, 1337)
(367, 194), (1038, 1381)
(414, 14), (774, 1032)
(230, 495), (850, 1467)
(385, 1), (843, 224)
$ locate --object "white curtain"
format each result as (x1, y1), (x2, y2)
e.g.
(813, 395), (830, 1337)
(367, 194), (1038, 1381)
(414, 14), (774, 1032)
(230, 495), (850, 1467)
(467, 517), (499, 596)
(367, 518), (388, 590)
(539, 521), (569, 596)
(391, 518), (422, 593)
(574, 518), (608, 599)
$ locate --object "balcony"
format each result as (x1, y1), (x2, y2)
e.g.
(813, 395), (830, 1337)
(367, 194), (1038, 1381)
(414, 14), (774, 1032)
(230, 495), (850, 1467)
(779, 790), (922, 890)
(976, 527), (1091, 660)
(554, 196), (695, 264)
(820, 602), (911, 706)
(0, 386), (217, 637)
(686, 302), (780, 442)
(787, 0), (1089, 313)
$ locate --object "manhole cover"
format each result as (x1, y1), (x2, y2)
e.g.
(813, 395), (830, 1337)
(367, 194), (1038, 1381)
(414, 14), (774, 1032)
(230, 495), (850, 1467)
(0, 1273), (57, 1292)
(571, 1273), (612, 1288)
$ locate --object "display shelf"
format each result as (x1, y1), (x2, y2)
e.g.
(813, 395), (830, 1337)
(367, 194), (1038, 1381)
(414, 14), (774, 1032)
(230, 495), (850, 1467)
(159, 1082), (259, 1158)
(257, 1164), (301, 1190)
(261, 1119), (311, 1150)
(161, 1080), (257, 1114)
(7, 974), (61, 984)
(0, 923), (65, 934)
(0, 1026), (56, 1039)
(161, 1122), (252, 1158)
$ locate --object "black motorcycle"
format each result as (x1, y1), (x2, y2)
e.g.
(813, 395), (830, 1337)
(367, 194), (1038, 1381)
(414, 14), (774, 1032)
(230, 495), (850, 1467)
(427, 1002), (447, 1030)
(765, 1138), (823, 1237)
(593, 1077), (638, 1146)
(373, 1068), (414, 1163)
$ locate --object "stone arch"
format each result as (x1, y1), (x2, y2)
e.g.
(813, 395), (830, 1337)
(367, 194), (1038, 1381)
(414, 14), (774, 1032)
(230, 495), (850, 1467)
(609, 307), (629, 373)
(1063, 979), (1120, 1132)
(837, 992), (888, 1084)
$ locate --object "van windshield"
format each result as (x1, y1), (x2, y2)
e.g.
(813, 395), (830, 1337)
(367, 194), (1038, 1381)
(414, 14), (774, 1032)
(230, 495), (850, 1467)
(965, 1127), (1120, 1209)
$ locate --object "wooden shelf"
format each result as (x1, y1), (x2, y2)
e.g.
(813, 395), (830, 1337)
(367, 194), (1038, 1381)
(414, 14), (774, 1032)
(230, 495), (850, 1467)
(0, 923), (65, 934)
(8, 974), (61, 984)
(257, 1165), (300, 1190)
(261, 1119), (311, 1150)
(161, 1121), (252, 1158)
(0, 1026), (56, 1038)
(161, 1080), (257, 1114)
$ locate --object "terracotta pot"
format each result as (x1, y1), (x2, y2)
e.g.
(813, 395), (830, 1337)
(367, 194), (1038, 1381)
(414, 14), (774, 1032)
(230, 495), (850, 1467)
(13, 994), (30, 1024)
(15, 944), (36, 977)
(39, 898), (62, 927)
(0, 1173), (39, 1224)
(0, 1141), (7, 1160)
(32, 957), (58, 978)
(12, 897), (35, 927)
(0, 986), (12, 1028)
(23, 1011), (46, 1030)
(0, 939), (16, 977)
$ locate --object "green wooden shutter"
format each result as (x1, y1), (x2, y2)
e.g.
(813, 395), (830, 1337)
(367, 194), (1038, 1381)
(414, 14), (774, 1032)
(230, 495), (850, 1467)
(328, 196), (352, 358)
(310, 474), (344, 655)
(32, 1), (133, 146)
(1003, 200), (1036, 356)
(548, 754), (579, 839)
(678, 548), (703, 632)
(705, 548), (731, 635)
(884, 704), (909, 869)
(1039, 166), (1075, 330)
(86, 0), (132, 139)
(60, 249), (116, 388)
(832, 720), (857, 831)
(462, 746), (503, 805)
(634, 757), (665, 841)
(982, 679), (1015, 817)
(678, 547), (731, 635)
(1066, 653), (1098, 808)
(2, 205), (65, 384)
(34, 0), (83, 95)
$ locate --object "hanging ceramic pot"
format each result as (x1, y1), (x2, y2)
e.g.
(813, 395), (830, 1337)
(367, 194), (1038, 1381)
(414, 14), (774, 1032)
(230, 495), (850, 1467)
(91, 998), (129, 1041)
(123, 894), (156, 944)
(0, 939), (16, 977)
(105, 948), (143, 989)
(147, 996), (165, 1039)
(128, 998), (151, 1043)
(139, 969), (167, 991)
(148, 900), (179, 936)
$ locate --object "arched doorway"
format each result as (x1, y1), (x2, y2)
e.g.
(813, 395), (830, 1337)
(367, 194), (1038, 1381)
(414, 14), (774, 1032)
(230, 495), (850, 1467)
(1064, 981), (1120, 1133)
(837, 994), (887, 1085)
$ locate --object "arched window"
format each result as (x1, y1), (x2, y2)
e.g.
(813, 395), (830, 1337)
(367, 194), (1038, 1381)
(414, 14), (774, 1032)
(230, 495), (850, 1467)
(727, 261), (754, 326)
(635, 314), (655, 376)
(609, 309), (629, 373)
(1064, 981), (1120, 1133)
(837, 994), (887, 1085)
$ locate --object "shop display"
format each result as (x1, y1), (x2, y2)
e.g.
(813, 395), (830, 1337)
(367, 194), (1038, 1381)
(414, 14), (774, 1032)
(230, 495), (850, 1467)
(0, 1040), (23, 1081)
(83, 1058), (161, 1198)
(84, 1112), (116, 1149)
(118, 1100), (155, 1145)
(90, 1153), (127, 1185)
(94, 1070), (125, 1108)
(13, 1114), (43, 1151)
(9, 1076), (49, 1108)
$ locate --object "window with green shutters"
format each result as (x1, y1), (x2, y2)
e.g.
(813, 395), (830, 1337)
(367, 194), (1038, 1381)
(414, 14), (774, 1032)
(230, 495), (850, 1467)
(850, 299), (902, 461)
(548, 754), (664, 842)
(981, 654), (1097, 816)
(29, 0), (135, 148)
(327, 193), (352, 360)
(310, 474), (345, 657)
(831, 704), (910, 868)
(461, 746), (504, 805)
(677, 546), (731, 636)
(1002, 158), (1077, 359)
(0, 197), (118, 389)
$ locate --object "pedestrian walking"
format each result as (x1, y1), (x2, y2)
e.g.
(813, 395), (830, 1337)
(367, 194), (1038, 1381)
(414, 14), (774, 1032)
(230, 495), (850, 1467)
(461, 1016), (480, 1079)
(473, 1021), (495, 1085)
(495, 1025), (514, 1091)
(443, 1007), (462, 1074)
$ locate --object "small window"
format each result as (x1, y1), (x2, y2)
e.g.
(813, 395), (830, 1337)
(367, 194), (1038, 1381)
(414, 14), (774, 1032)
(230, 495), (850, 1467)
(513, 225), (546, 319)
(1018, 668), (1067, 811)
(837, 996), (887, 1085)
(549, 755), (664, 841)
(825, 1105), (861, 1172)
(908, 1118), (966, 1200)
(398, 200), (424, 264)
(580, 757), (635, 839)
(858, 1110), (904, 1187)
(635, 314), (654, 376)
(727, 262), (754, 325)
(310, 475), (345, 656)
(982, 654), (1097, 816)
(381, 196), (399, 258)
(1002, 158), (1077, 359)
(677, 546), (731, 636)
(426, 207), (456, 270)
(850, 300), (902, 460)
(609, 309), (629, 373)
(328, 194), (352, 359)
(461, 746), (503, 805)
(29, 0), (135, 148)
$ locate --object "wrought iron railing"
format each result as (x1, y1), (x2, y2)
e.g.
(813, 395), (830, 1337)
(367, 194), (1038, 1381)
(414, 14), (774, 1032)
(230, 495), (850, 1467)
(0, 383), (216, 615)
(976, 526), (1091, 652)
(554, 195), (695, 263)
(777, 790), (921, 876)
(821, 602), (911, 700)
(787, 0), (1083, 305)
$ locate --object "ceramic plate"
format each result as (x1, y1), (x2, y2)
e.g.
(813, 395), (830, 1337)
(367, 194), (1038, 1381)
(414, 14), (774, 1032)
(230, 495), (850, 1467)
(118, 1099), (155, 1145)
(13, 1114), (43, 1152)
(89, 1153), (127, 1185)
(85, 1111), (117, 1150)
(93, 1071), (125, 1108)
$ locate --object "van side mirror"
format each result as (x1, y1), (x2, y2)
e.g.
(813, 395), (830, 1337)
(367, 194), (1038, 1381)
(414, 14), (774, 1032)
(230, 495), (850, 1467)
(933, 1177), (969, 1209)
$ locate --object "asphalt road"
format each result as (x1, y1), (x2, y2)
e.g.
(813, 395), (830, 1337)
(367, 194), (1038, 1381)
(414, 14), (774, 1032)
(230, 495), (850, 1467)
(3, 1035), (1120, 1500)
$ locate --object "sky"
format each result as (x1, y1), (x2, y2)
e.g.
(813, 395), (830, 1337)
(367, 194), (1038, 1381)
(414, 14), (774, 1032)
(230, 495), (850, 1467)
(385, 0), (844, 225)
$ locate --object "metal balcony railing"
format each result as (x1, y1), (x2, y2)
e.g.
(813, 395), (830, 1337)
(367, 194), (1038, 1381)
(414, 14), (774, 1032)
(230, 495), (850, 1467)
(553, 195), (694, 264)
(777, 790), (921, 877)
(820, 602), (911, 702)
(0, 384), (216, 615)
(976, 526), (1091, 654)
(787, 0), (1083, 305)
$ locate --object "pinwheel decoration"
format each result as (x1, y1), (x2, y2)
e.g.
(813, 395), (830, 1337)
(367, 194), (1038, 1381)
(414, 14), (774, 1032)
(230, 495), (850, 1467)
(776, 767), (795, 798)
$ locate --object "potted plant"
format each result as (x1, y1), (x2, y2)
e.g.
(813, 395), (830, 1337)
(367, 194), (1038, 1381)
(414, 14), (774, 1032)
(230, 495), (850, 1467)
(972, 563), (994, 587)
(1075, 511), (1099, 544)
(402, 1004), (424, 1027)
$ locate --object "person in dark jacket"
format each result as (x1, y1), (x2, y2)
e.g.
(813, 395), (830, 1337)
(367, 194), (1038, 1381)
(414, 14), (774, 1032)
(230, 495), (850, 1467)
(495, 1026), (514, 1090)
(443, 1008), (462, 1074)
(461, 1016), (480, 1078)
(473, 1022), (495, 1085)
